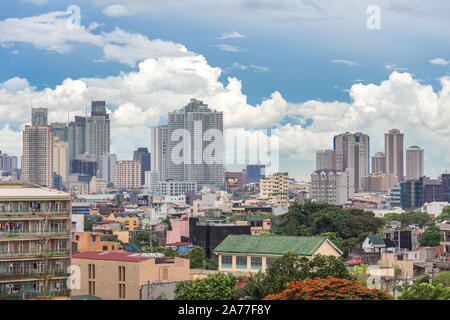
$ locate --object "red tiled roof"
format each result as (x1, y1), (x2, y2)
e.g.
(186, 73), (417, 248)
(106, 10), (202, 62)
(165, 242), (192, 247)
(95, 220), (118, 224)
(72, 251), (148, 262)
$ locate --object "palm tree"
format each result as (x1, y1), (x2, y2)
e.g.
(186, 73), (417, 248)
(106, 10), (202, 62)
(236, 271), (268, 300)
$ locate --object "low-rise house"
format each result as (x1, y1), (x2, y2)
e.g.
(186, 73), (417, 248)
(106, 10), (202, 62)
(71, 251), (190, 300)
(362, 234), (386, 253)
(214, 235), (342, 276)
(440, 220), (450, 254)
(165, 242), (193, 255)
(72, 231), (121, 252)
(92, 220), (122, 232)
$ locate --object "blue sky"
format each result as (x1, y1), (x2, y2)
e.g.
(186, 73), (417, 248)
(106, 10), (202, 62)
(0, 0), (449, 181)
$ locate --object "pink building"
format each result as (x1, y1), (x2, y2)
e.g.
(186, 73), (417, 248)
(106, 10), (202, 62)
(166, 216), (189, 244)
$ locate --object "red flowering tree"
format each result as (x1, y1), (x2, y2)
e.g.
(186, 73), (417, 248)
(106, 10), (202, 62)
(264, 276), (393, 300)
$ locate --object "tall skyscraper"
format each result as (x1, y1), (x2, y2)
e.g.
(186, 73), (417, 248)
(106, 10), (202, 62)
(97, 153), (117, 186)
(53, 137), (69, 185)
(22, 125), (53, 187)
(316, 150), (336, 170)
(385, 129), (404, 183)
(68, 116), (87, 161)
(333, 132), (369, 191)
(150, 125), (168, 182)
(50, 122), (68, 142)
(31, 108), (48, 126)
(310, 168), (354, 205)
(133, 147), (151, 185)
(406, 146), (424, 180)
(86, 101), (110, 157)
(168, 99), (224, 190)
(371, 152), (386, 174)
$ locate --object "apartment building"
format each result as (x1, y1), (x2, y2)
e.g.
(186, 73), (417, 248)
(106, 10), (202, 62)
(259, 172), (289, 208)
(0, 181), (71, 299)
(114, 160), (142, 190)
(71, 251), (190, 300)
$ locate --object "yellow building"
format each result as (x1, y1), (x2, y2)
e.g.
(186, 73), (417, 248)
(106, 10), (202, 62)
(214, 235), (342, 276)
(259, 172), (290, 209)
(107, 213), (139, 231)
(73, 232), (121, 252)
(71, 251), (190, 300)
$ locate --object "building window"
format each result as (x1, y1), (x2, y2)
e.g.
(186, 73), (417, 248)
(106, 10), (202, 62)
(119, 283), (126, 299)
(119, 266), (125, 282)
(88, 264), (95, 279)
(221, 256), (232, 268)
(266, 257), (276, 268)
(88, 280), (95, 296)
(236, 256), (247, 269)
(251, 257), (262, 270)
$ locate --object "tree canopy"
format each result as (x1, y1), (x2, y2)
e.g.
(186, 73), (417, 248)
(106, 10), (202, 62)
(418, 225), (441, 247)
(382, 211), (432, 227)
(174, 272), (237, 300)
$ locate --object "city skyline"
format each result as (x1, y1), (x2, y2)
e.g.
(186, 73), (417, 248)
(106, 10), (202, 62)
(0, 1), (449, 182)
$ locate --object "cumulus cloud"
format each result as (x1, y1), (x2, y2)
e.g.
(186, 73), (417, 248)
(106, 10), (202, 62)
(102, 4), (131, 17)
(430, 58), (449, 66)
(0, 11), (193, 67)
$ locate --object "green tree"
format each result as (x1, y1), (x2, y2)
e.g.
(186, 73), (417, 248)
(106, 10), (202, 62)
(418, 225), (441, 247)
(263, 252), (351, 295)
(236, 271), (268, 300)
(114, 194), (122, 206)
(433, 271), (450, 288)
(174, 272), (237, 300)
(436, 206), (450, 222)
(130, 231), (151, 247)
(189, 246), (206, 269)
(204, 258), (218, 270)
(398, 283), (450, 300)
(84, 219), (94, 231)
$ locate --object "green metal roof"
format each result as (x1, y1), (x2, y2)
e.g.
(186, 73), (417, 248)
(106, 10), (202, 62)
(367, 234), (385, 245)
(213, 235), (328, 256)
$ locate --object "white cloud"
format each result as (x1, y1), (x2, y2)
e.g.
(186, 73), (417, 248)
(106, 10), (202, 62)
(330, 59), (359, 67)
(216, 31), (247, 40)
(430, 58), (449, 66)
(249, 64), (270, 72)
(102, 4), (131, 17)
(0, 11), (193, 67)
(213, 44), (247, 52)
(384, 64), (408, 71)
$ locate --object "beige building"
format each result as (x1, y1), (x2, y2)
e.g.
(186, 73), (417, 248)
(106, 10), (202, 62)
(385, 129), (404, 183)
(259, 172), (289, 208)
(406, 146), (424, 181)
(214, 235), (342, 276)
(114, 161), (142, 190)
(0, 181), (71, 299)
(90, 176), (107, 194)
(310, 168), (354, 205)
(362, 172), (398, 192)
(52, 138), (69, 185)
(71, 251), (190, 300)
(22, 125), (53, 188)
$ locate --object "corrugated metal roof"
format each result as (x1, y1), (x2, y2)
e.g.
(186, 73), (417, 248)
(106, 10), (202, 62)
(213, 235), (327, 256)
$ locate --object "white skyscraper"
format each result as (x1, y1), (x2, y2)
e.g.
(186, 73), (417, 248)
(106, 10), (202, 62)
(333, 132), (369, 192)
(97, 153), (117, 186)
(406, 146), (424, 180)
(385, 129), (404, 183)
(150, 125), (168, 182)
(167, 99), (224, 190)
(86, 101), (110, 157)
(53, 137), (69, 185)
(316, 150), (335, 170)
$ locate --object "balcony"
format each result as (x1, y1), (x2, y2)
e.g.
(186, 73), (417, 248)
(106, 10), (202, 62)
(0, 210), (70, 217)
(0, 249), (70, 259)
(0, 230), (69, 238)
(0, 289), (70, 300)
(0, 270), (68, 280)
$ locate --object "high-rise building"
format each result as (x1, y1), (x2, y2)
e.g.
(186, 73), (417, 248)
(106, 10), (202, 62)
(150, 125), (168, 182)
(50, 122), (68, 142)
(385, 129), (404, 183)
(246, 165), (265, 184)
(362, 172), (398, 192)
(133, 147), (151, 185)
(406, 146), (424, 180)
(316, 150), (336, 170)
(86, 101), (110, 157)
(70, 153), (97, 179)
(52, 137), (69, 185)
(167, 99), (224, 190)
(333, 132), (369, 191)
(371, 152), (386, 174)
(0, 181), (71, 299)
(22, 125), (53, 188)
(0, 151), (18, 171)
(310, 168), (354, 206)
(114, 160), (142, 190)
(31, 108), (48, 126)
(68, 116), (87, 161)
(97, 153), (117, 187)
